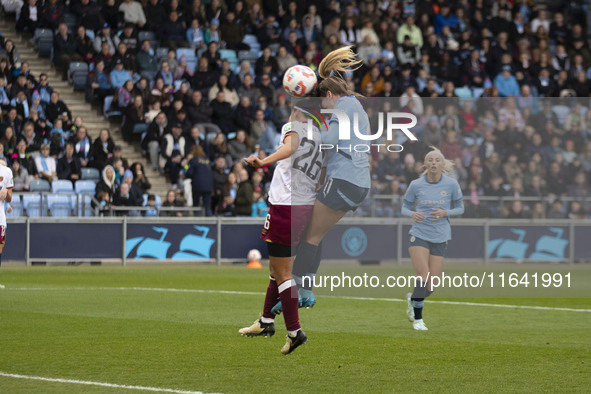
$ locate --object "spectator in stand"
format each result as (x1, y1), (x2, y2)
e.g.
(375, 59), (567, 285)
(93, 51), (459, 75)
(54, 23), (81, 80)
(160, 11), (187, 47)
(505, 199), (530, 219)
(193, 57), (217, 92)
(228, 130), (252, 162)
(122, 95), (146, 142)
(45, 91), (71, 125)
(11, 160), (30, 191)
(110, 59), (132, 91)
(494, 65), (520, 97)
(74, 26), (95, 65)
(39, 0), (63, 30)
(130, 162), (151, 193)
(112, 181), (139, 216)
(161, 190), (185, 217)
(397, 15), (423, 48)
(161, 122), (186, 186)
(208, 74), (240, 107)
(94, 23), (120, 56)
(221, 11), (248, 51)
(119, 0), (146, 28)
(90, 128), (115, 170)
(547, 199), (566, 219)
(16, 0), (40, 33)
(142, 111), (167, 172)
(185, 145), (213, 216)
(73, 0), (103, 33)
(119, 23), (139, 55)
(35, 143), (56, 182)
(69, 126), (91, 167)
(187, 18), (206, 52)
(57, 142), (81, 183)
(234, 168), (253, 216)
(136, 40), (158, 80)
(86, 60), (113, 104)
(210, 91), (236, 135)
(144, 0), (166, 32)
(250, 109), (277, 151)
(13, 138), (37, 177)
(235, 96), (255, 132)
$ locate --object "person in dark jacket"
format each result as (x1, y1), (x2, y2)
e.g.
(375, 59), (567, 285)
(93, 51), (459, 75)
(39, 0), (64, 30)
(234, 168), (253, 216)
(57, 143), (82, 182)
(73, 0), (104, 32)
(142, 111), (167, 172)
(16, 0), (40, 33)
(185, 145), (213, 216)
(160, 189), (185, 217)
(159, 11), (185, 47)
(45, 91), (72, 124)
(186, 90), (213, 124)
(89, 128), (115, 170)
(54, 23), (82, 80)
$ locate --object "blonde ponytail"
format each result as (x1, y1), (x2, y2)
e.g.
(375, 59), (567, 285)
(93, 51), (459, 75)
(317, 46), (364, 98)
(318, 46), (363, 79)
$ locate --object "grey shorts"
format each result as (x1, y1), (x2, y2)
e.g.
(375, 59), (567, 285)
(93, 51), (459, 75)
(409, 235), (447, 257)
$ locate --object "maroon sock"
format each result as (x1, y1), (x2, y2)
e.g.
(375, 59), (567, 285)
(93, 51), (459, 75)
(278, 279), (300, 331)
(262, 276), (279, 319)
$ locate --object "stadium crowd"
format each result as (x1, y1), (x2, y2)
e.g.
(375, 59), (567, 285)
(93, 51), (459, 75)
(1, 0), (591, 218)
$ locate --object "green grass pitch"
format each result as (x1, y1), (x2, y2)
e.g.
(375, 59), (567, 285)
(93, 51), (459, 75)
(0, 265), (589, 393)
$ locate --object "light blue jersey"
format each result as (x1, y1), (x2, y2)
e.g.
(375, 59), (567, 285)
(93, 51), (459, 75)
(322, 96), (371, 188)
(401, 174), (464, 243)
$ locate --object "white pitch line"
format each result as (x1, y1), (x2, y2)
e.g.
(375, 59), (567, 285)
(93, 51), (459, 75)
(0, 372), (217, 394)
(6, 286), (591, 313)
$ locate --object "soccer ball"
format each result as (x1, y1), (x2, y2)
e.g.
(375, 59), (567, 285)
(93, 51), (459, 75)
(283, 65), (318, 97)
(247, 249), (262, 261)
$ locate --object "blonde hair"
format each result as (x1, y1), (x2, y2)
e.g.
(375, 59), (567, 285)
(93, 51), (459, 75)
(317, 46), (363, 98)
(420, 146), (455, 177)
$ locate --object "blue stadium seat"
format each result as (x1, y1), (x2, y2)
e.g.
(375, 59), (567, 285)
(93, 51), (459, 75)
(142, 193), (162, 208)
(104, 96), (122, 119)
(34, 28), (54, 57)
(243, 34), (260, 52)
(138, 31), (159, 50)
(238, 50), (259, 64)
(219, 49), (238, 70)
(86, 30), (95, 41)
(29, 179), (51, 192)
(78, 194), (94, 217)
(63, 13), (77, 31)
(22, 194), (46, 217)
(47, 194), (73, 217)
(81, 168), (101, 182)
(176, 48), (196, 62)
(6, 196), (23, 218)
(454, 87), (472, 98)
(52, 180), (74, 193)
(69, 62), (89, 91)
(156, 47), (169, 62)
(75, 180), (97, 194)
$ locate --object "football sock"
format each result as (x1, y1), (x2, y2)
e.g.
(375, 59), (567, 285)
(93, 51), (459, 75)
(261, 317), (274, 324)
(292, 242), (319, 290)
(262, 276), (279, 319)
(287, 329), (299, 337)
(304, 242), (323, 291)
(412, 298), (424, 320)
(278, 279), (300, 332)
(412, 281), (430, 298)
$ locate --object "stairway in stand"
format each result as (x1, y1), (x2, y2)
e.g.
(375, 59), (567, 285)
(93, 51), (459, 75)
(0, 17), (170, 199)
